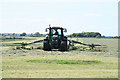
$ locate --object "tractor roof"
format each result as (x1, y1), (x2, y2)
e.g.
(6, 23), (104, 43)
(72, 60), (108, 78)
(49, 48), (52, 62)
(51, 27), (63, 29)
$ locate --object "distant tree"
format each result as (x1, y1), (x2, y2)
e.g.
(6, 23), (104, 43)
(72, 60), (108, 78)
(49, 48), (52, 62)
(34, 32), (41, 37)
(96, 35), (101, 38)
(20, 32), (26, 36)
(12, 33), (16, 36)
(2, 34), (5, 36)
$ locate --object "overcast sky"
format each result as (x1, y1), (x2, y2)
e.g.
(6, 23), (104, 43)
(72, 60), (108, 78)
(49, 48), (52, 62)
(0, 0), (118, 36)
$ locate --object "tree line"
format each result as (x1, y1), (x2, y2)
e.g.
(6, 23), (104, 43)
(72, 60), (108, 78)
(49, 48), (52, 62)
(1, 32), (120, 38)
(1, 32), (45, 37)
(20, 32), (45, 37)
(68, 32), (102, 37)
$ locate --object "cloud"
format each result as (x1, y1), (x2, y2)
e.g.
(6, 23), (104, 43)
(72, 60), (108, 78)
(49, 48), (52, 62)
(84, 13), (102, 17)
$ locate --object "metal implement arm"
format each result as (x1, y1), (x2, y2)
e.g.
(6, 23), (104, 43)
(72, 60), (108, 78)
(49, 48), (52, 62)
(3, 40), (43, 46)
(68, 40), (106, 49)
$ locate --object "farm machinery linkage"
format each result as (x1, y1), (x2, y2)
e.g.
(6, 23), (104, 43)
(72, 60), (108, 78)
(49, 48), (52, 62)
(3, 25), (106, 51)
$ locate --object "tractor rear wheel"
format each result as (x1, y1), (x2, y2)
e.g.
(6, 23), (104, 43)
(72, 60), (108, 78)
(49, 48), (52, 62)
(59, 41), (67, 51)
(43, 40), (51, 51)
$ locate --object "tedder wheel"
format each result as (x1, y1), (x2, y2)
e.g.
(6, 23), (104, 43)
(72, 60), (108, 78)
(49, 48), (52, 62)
(59, 41), (67, 51)
(43, 40), (51, 51)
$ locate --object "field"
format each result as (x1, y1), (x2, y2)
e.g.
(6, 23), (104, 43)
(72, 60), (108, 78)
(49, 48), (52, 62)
(1, 37), (118, 78)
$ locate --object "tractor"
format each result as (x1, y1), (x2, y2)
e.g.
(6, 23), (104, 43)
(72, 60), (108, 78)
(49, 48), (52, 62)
(43, 26), (68, 51)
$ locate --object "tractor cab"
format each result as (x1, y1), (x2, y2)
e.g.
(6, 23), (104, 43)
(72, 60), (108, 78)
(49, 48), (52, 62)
(45, 27), (67, 40)
(43, 26), (68, 51)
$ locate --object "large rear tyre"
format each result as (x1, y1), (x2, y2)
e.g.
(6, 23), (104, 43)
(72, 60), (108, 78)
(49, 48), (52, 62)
(43, 40), (51, 51)
(59, 41), (67, 51)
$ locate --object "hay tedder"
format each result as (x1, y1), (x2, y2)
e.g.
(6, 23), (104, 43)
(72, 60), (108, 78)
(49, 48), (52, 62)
(3, 25), (106, 51)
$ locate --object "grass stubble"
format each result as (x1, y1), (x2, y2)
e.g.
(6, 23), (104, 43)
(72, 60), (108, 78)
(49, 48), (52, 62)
(1, 37), (118, 78)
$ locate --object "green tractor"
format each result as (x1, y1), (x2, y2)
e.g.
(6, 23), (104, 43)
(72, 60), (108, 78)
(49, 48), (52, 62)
(43, 26), (68, 51)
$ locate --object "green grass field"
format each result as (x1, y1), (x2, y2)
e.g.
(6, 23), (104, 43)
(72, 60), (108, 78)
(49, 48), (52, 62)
(1, 37), (118, 78)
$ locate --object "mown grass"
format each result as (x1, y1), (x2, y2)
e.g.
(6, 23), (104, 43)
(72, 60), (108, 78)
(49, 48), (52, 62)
(2, 55), (118, 78)
(27, 59), (101, 65)
(2, 37), (118, 78)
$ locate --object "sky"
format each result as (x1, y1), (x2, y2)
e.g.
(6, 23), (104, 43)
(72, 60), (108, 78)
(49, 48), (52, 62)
(0, 0), (119, 36)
